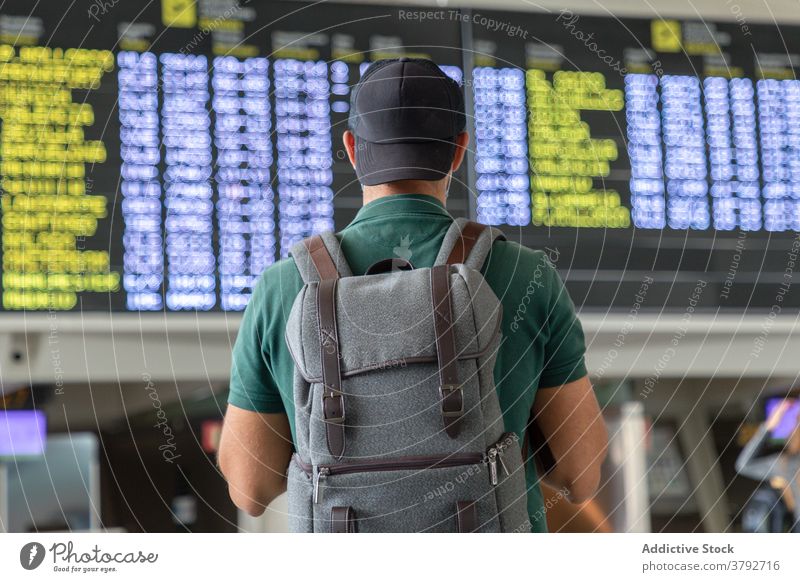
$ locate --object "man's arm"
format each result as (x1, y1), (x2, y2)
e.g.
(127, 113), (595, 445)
(530, 375), (608, 504)
(218, 406), (293, 516)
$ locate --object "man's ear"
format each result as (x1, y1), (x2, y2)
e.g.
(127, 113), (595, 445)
(451, 131), (470, 173)
(343, 130), (357, 168)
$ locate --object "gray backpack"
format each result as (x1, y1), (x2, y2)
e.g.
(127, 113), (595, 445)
(285, 218), (531, 533)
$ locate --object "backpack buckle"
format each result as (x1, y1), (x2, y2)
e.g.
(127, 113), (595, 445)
(323, 389), (346, 424)
(439, 384), (464, 417)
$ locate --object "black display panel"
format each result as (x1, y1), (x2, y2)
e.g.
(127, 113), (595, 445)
(468, 9), (800, 309)
(0, 1), (798, 313)
(0, 0), (465, 312)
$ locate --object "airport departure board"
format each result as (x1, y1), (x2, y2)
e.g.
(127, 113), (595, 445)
(470, 10), (800, 309)
(0, 1), (798, 312)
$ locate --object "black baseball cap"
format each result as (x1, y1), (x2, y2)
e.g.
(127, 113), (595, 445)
(348, 58), (466, 186)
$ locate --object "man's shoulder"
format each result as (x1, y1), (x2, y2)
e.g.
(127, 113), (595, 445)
(487, 238), (561, 277)
(482, 238), (564, 322)
(253, 256), (305, 301)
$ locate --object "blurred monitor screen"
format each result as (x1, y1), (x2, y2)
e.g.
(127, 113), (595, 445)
(765, 397), (800, 441)
(4, 432), (100, 532)
(0, 410), (46, 458)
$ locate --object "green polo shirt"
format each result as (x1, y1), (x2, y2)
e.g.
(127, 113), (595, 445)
(229, 193), (588, 532)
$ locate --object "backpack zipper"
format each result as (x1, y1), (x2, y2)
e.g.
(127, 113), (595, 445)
(306, 453), (483, 504)
(486, 432), (519, 486)
(313, 467), (330, 504)
(296, 432), (520, 503)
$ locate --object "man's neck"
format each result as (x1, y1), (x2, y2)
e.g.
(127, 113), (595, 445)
(361, 179), (447, 206)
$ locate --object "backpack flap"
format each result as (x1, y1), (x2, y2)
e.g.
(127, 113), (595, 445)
(284, 265), (502, 383)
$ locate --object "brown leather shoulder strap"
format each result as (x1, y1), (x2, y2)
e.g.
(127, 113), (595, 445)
(317, 278), (346, 459)
(291, 232), (353, 284)
(431, 264), (463, 438)
(434, 218), (505, 269)
(445, 220), (487, 265)
(305, 235), (339, 280)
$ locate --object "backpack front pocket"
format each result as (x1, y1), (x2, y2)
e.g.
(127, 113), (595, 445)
(292, 444), (510, 532)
